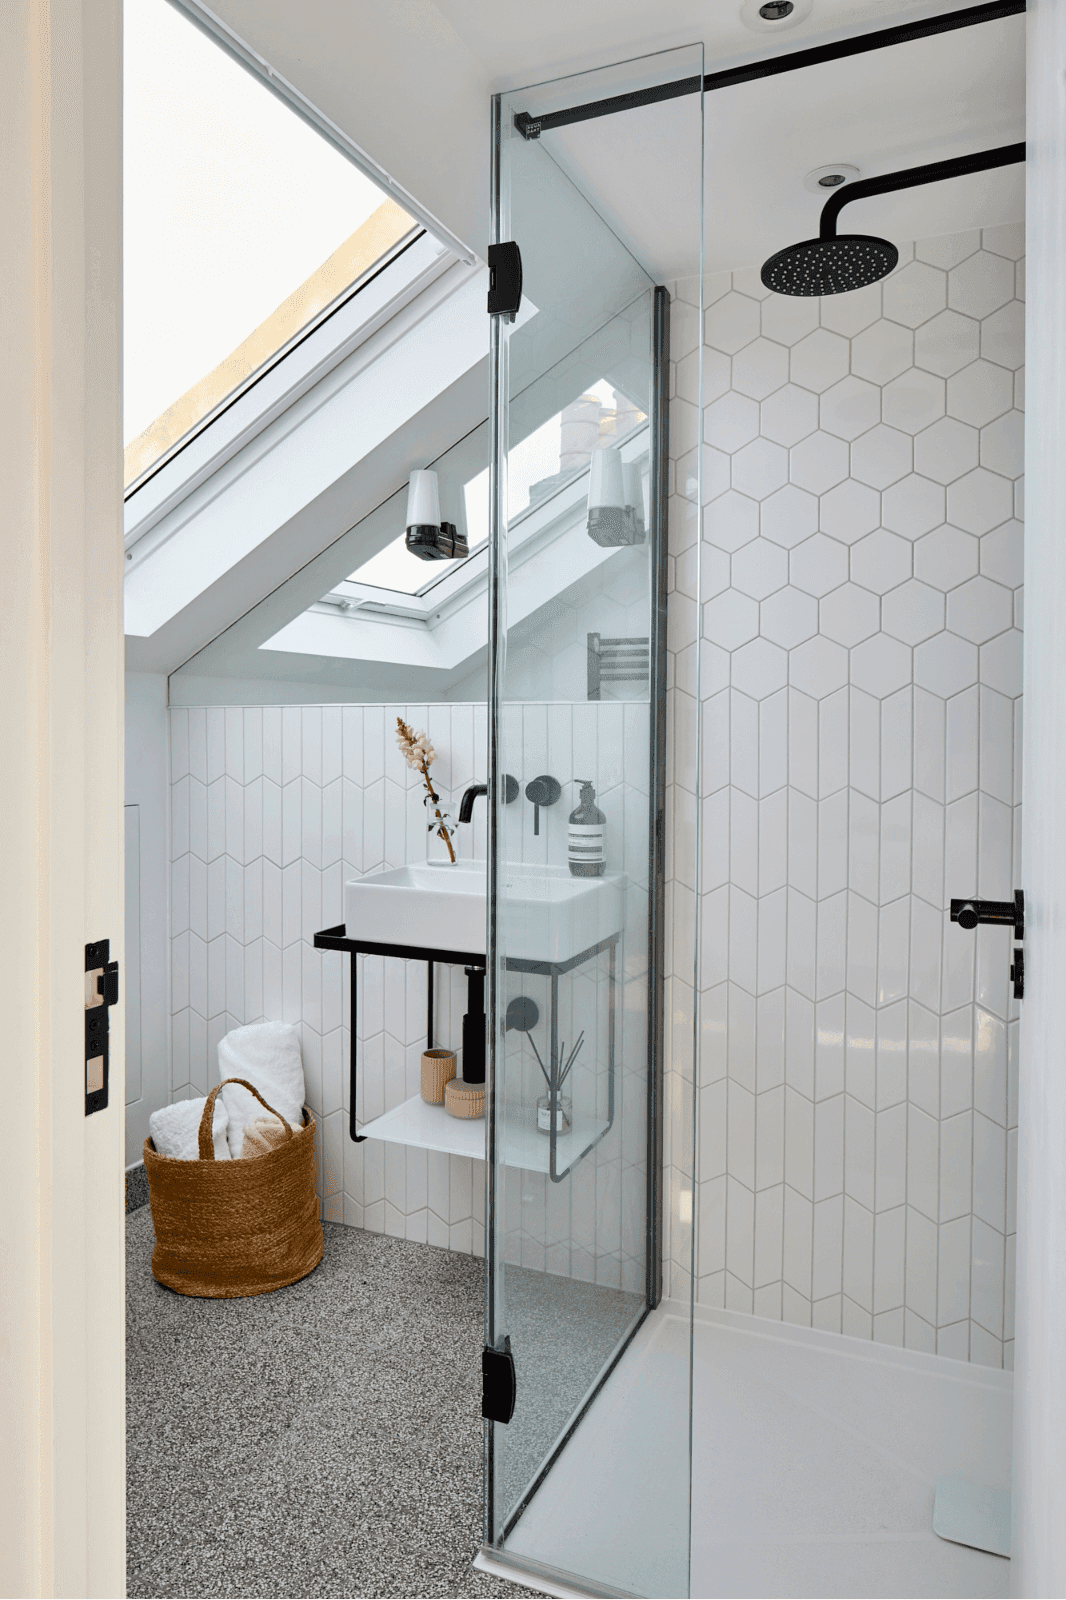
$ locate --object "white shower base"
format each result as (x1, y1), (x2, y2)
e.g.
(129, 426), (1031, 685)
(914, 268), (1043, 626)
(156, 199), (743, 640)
(504, 1301), (1012, 1599)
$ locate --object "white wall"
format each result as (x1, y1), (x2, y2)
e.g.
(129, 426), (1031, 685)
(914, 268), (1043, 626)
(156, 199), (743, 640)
(1014, 1), (1066, 1587)
(667, 225), (1025, 1368)
(124, 672), (170, 1166)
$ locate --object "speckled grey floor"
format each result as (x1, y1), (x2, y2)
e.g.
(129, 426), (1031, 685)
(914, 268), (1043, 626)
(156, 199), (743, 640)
(127, 1210), (545, 1599)
(126, 1163), (149, 1213)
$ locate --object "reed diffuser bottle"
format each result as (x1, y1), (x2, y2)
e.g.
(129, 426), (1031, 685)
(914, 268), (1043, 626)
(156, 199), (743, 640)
(568, 779), (606, 877)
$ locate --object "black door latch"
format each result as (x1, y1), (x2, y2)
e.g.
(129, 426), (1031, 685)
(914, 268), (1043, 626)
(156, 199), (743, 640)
(482, 1335), (516, 1424)
(949, 891), (1024, 998)
(85, 938), (119, 1115)
(1010, 947), (1025, 1001)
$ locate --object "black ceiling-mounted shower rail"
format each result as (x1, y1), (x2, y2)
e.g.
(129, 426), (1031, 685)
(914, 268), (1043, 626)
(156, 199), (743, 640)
(513, 0), (1025, 139)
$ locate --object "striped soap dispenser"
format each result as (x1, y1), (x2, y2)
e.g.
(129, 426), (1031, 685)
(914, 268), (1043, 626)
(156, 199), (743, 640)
(568, 779), (606, 877)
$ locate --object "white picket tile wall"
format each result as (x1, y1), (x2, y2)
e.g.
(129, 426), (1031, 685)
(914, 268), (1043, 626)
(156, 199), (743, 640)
(666, 224), (1024, 1369)
(169, 703), (489, 1248)
(169, 698), (653, 1283)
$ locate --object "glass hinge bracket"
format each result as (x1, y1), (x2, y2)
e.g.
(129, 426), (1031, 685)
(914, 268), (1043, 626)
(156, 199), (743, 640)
(482, 1335), (516, 1424)
(487, 242), (522, 320)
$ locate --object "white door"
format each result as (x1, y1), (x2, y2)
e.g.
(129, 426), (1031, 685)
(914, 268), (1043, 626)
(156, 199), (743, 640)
(0, 3), (126, 1594)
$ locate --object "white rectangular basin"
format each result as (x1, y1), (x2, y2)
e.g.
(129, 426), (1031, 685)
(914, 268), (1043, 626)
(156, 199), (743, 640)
(345, 860), (486, 955)
(343, 859), (625, 964)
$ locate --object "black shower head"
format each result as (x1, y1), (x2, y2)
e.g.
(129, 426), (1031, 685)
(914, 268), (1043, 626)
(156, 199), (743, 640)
(761, 142), (1025, 298)
(761, 233), (898, 296)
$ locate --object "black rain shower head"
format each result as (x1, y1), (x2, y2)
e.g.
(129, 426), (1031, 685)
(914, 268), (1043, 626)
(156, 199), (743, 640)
(762, 233), (898, 296)
(761, 142), (1025, 297)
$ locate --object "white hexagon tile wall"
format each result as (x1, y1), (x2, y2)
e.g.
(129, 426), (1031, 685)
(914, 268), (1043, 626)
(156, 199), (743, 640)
(667, 223), (1023, 1370)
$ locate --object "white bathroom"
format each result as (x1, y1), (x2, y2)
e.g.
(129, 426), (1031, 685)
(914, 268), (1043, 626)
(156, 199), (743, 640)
(11, 0), (1066, 1597)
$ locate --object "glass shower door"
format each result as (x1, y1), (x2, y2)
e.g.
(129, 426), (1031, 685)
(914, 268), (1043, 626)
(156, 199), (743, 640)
(484, 48), (704, 1598)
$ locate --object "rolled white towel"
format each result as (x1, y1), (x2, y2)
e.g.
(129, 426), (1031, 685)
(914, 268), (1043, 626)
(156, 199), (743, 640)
(217, 1021), (305, 1161)
(149, 1095), (230, 1161)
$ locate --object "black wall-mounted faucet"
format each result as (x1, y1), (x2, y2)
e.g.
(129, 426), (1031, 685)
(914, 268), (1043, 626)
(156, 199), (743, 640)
(458, 776), (519, 823)
(459, 784), (487, 823)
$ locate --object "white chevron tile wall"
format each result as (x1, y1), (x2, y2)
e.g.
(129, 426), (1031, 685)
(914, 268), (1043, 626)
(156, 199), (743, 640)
(169, 703), (490, 1251)
(169, 698), (652, 1288)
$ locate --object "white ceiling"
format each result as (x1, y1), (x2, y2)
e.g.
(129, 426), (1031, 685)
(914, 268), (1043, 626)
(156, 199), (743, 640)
(203, 0), (1025, 279)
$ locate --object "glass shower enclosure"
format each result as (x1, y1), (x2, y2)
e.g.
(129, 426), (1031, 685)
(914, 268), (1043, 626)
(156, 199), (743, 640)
(483, 48), (704, 1598)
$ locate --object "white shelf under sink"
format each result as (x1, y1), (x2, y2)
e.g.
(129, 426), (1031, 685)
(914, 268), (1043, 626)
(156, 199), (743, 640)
(358, 1093), (608, 1173)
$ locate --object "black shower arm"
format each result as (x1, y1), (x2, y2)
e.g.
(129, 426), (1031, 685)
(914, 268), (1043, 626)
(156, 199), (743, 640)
(819, 141), (1026, 240)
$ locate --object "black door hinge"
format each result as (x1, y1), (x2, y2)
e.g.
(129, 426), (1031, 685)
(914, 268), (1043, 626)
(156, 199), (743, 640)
(482, 1335), (516, 1424)
(85, 938), (119, 1115)
(487, 242), (522, 320)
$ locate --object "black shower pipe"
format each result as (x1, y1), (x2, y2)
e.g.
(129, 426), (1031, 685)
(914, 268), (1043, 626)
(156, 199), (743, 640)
(512, 0), (1025, 139)
(818, 141), (1027, 236)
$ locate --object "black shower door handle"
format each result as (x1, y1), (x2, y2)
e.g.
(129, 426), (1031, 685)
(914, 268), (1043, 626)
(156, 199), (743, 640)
(949, 890), (1024, 938)
(949, 890), (1025, 998)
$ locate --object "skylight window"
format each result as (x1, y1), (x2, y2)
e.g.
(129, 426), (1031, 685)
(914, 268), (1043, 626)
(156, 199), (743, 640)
(123, 0), (414, 486)
(343, 380), (646, 598)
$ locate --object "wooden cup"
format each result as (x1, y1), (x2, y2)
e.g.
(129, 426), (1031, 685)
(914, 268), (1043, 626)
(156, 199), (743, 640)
(421, 1048), (457, 1104)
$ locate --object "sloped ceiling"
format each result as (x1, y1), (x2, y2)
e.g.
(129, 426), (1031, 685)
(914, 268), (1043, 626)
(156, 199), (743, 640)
(203, 0), (1025, 278)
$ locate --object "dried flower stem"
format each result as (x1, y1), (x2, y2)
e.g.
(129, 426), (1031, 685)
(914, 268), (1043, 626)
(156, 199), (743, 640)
(395, 717), (456, 863)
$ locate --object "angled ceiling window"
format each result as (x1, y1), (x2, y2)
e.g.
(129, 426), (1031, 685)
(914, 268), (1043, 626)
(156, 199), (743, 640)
(123, 0), (416, 489)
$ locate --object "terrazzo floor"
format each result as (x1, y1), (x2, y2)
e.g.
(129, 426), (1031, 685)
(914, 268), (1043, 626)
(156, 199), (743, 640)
(126, 1208), (546, 1599)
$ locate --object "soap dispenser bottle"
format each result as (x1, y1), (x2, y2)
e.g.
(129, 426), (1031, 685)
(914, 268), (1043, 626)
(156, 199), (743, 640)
(568, 780), (606, 877)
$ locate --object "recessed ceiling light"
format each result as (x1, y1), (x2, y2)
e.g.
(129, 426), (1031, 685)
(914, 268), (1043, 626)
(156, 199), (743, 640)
(740, 0), (813, 30)
(804, 163), (860, 194)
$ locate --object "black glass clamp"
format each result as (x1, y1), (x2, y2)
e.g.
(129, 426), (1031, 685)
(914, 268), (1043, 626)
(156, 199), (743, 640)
(482, 1336), (516, 1425)
(949, 890), (1025, 999)
(487, 241), (523, 320)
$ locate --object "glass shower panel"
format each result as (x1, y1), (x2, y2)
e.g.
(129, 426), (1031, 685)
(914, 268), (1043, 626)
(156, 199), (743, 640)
(485, 47), (703, 1599)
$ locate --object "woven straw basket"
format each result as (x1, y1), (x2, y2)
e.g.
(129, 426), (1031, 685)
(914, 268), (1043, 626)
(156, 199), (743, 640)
(143, 1077), (323, 1299)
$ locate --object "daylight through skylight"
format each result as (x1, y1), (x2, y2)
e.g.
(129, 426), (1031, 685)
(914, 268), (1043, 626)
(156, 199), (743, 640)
(123, 0), (413, 485)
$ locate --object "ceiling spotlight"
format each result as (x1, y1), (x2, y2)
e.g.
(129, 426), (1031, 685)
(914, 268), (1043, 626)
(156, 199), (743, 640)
(405, 469), (469, 562)
(804, 163), (860, 195)
(740, 0), (811, 30)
